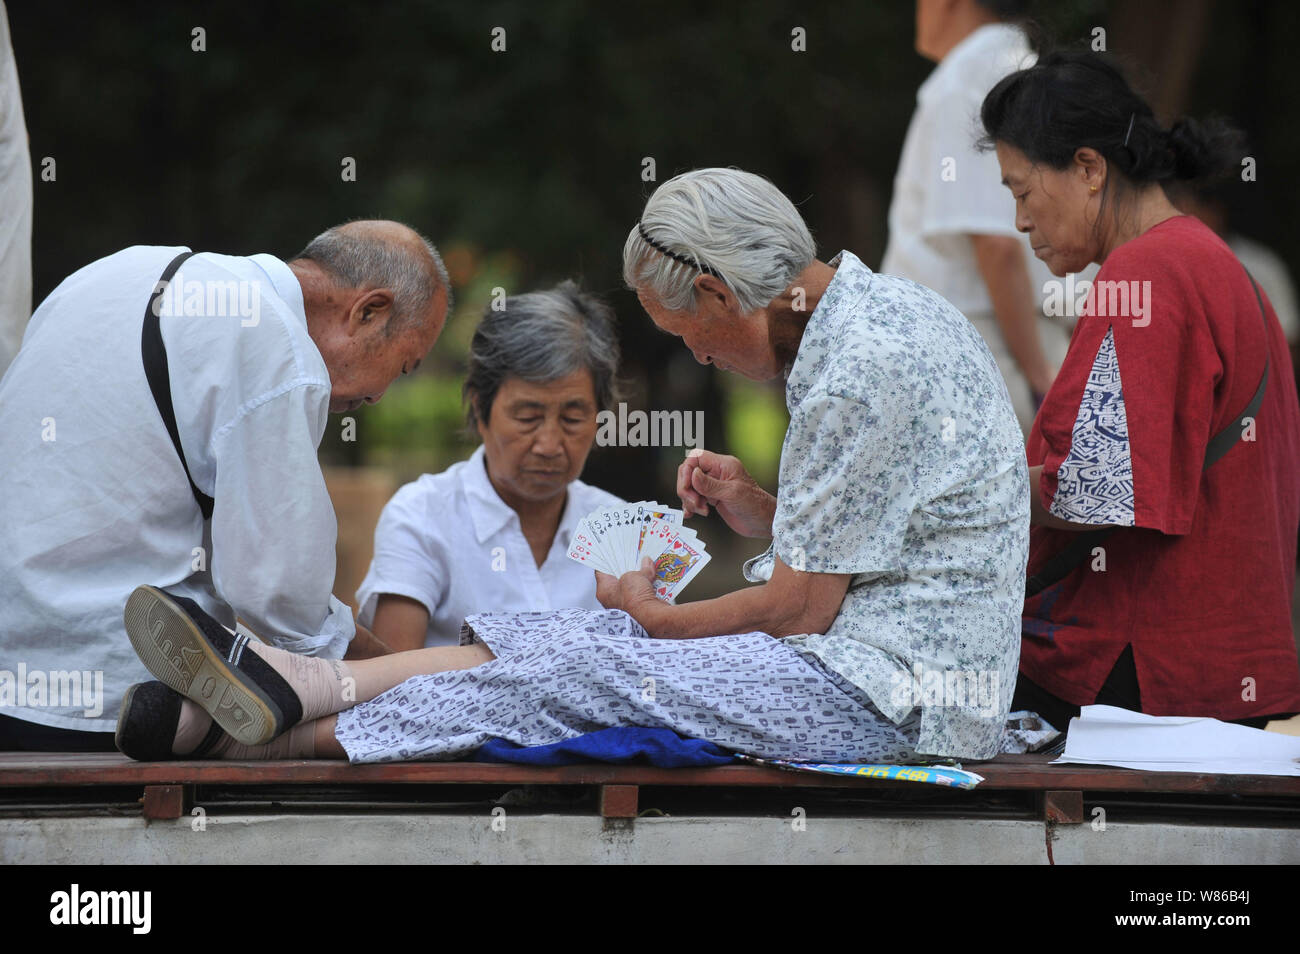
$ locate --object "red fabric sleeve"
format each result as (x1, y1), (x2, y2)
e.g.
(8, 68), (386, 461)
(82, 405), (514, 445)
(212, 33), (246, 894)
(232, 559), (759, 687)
(1101, 253), (1222, 534)
(1031, 248), (1223, 535)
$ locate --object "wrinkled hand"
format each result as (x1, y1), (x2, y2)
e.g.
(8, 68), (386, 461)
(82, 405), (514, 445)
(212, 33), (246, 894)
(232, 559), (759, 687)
(676, 448), (776, 538)
(595, 557), (658, 616)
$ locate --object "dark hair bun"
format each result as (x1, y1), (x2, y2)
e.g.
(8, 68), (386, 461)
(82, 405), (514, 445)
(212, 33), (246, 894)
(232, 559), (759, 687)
(1165, 117), (1245, 183)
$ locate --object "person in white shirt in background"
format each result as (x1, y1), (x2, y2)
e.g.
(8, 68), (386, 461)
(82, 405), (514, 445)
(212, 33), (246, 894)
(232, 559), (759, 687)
(0, 221), (448, 751)
(357, 282), (626, 651)
(1171, 180), (1300, 354)
(884, 0), (1095, 435)
(0, 1), (32, 380)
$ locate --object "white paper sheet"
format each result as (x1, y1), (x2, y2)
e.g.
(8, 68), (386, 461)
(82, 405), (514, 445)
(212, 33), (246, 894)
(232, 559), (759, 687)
(1051, 705), (1300, 775)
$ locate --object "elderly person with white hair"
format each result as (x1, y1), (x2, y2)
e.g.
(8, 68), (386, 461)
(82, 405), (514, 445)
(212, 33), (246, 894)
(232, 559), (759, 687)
(115, 169), (1027, 765)
(355, 282), (627, 652)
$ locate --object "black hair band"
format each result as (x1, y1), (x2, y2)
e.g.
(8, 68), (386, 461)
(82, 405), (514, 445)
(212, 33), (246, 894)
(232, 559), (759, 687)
(637, 222), (720, 277)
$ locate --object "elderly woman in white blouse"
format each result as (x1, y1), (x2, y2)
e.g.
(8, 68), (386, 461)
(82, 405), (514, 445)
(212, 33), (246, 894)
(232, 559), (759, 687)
(355, 282), (625, 651)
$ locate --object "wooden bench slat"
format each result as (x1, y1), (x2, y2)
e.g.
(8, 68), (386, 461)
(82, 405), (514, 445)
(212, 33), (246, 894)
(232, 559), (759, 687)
(1, 752), (1298, 796)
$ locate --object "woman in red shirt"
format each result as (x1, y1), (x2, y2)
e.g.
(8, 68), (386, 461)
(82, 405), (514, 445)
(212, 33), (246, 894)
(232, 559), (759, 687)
(979, 50), (1300, 732)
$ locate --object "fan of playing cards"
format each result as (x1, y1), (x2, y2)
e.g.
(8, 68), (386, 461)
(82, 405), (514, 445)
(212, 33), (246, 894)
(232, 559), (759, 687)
(567, 501), (711, 602)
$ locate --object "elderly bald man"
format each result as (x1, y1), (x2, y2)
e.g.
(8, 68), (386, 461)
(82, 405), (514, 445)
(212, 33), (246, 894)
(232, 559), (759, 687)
(0, 220), (449, 751)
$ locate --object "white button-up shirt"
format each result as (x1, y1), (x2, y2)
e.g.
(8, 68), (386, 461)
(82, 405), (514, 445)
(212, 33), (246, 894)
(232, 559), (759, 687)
(0, 2), (32, 378)
(355, 445), (624, 647)
(0, 245), (355, 732)
(882, 23), (1042, 316)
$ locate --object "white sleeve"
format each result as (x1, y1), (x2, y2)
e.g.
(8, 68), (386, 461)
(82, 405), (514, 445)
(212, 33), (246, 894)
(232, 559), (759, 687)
(742, 542), (776, 583)
(917, 90), (1021, 240)
(1256, 251), (1300, 344)
(0, 1), (32, 375)
(207, 382), (355, 658)
(354, 484), (446, 629)
(1267, 271), (1299, 344)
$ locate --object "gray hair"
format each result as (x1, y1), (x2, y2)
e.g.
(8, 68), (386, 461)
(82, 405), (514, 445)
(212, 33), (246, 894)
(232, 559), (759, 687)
(463, 280), (622, 429)
(292, 222), (452, 335)
(622, 168), (816, 314)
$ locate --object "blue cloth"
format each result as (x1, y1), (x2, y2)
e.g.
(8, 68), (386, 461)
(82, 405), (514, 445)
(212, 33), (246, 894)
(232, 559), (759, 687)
(473, 726), (734, 767)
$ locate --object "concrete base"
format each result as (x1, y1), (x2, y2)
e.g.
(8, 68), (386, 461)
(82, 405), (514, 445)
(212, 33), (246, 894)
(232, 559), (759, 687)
(2, 814), (1297, 864)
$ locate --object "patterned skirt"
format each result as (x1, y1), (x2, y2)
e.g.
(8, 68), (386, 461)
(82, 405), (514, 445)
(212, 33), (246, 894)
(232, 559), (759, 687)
(334, 608), (921, 764)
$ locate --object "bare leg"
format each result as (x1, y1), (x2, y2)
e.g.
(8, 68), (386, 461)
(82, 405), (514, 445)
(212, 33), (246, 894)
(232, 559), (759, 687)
(196, 713), (344, 760)
(342, 642), (496, 705)
(221, 714), (345, 760)
(238, 639), (497, 724)
(314, 715), (344, 758)
(169, 699), (348, 759)
(158, 619), (498, 759)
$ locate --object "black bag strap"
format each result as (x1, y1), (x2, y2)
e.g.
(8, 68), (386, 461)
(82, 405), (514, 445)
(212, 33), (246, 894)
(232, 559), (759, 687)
(141, 250), (214, 521)
(1024, 526), (1116, 598)
(1026, 269), (1271, 598)
(1203, 274), (1271, 469)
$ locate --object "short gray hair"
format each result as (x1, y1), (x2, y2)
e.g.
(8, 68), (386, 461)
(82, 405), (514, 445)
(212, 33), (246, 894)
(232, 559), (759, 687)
(292, 222), (452, 335)
(463, 281), (622, 429)
(623, 168), (816, 314)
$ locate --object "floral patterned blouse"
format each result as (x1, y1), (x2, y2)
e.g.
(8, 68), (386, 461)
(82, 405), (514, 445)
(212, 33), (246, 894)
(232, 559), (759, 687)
(744, 250), (1030, 759)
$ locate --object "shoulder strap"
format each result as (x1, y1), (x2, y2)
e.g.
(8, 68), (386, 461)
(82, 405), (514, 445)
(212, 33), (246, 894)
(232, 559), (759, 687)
(1203, 273), (1270, 469)
(1024, 526), (1115, 598)
(1026, 267), (1271, 598)
(141, 251), (214, 521)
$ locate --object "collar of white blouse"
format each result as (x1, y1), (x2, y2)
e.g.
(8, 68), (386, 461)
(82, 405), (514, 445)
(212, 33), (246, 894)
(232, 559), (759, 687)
(459, 444), (577, 552)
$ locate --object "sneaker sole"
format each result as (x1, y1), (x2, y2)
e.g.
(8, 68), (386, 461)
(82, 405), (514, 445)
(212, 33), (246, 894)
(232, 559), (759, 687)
(123, 585), (280, 746)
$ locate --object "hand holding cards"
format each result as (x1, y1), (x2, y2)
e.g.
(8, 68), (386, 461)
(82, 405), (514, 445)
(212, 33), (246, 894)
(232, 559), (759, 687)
(567, 501), (710, 602)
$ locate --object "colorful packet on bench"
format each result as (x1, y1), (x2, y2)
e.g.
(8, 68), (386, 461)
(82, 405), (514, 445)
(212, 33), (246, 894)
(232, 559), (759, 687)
(736, 754), (984, 789)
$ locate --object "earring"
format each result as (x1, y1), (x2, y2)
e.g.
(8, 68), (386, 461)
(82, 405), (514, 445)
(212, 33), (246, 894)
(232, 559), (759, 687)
(1089, 185), (1098, 193)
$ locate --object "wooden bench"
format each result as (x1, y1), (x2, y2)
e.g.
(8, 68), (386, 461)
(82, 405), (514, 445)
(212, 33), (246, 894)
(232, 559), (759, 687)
(3, 752), (1298, 824)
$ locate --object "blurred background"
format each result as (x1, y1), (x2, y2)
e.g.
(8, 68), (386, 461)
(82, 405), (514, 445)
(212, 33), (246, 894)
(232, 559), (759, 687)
(8, 0), (1299, 612)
